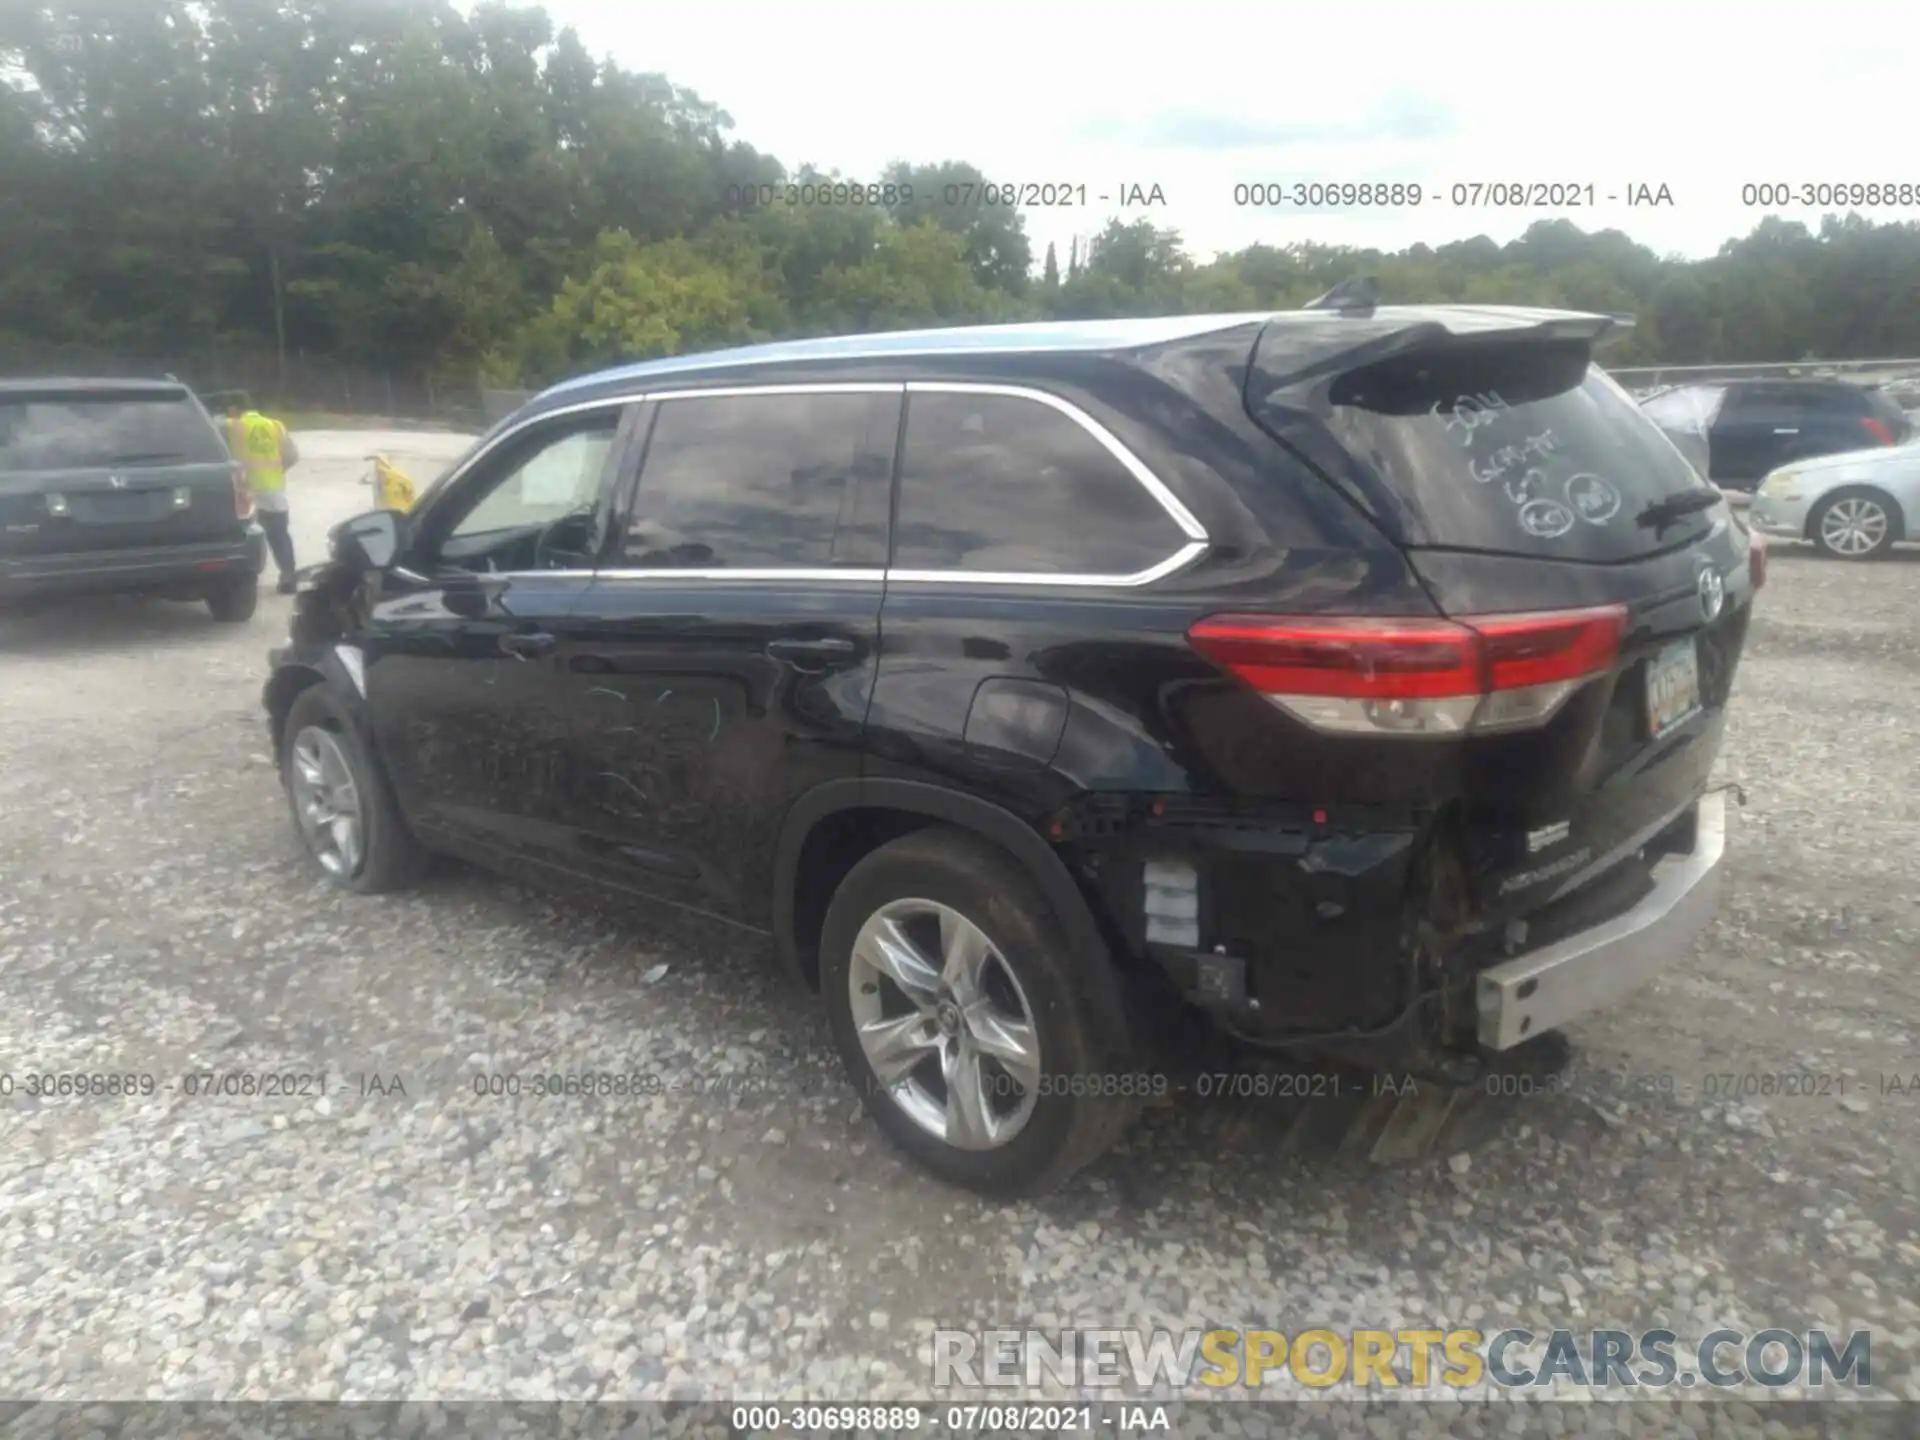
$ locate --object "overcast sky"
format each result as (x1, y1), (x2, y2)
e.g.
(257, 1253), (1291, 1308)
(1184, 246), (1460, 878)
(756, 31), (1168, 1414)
(543, 0), (1920, 265)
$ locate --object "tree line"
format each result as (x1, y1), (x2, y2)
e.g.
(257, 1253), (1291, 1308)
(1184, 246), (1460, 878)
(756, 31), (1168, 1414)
(6, 0), (1920, 402)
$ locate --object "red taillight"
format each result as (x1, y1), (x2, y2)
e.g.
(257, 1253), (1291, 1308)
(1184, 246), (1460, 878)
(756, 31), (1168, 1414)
(1749, 528), (1768, 590)
(231, 462), (253, 519)
(1187, 606), (1628, 737)
(1862, 416), (1895, 445)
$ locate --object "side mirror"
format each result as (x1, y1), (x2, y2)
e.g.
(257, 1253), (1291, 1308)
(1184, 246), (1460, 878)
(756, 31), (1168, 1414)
(331, 509), (404, 571)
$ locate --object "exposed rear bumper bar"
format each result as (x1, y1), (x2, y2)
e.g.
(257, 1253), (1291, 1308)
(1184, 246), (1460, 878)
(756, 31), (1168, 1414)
(1475, 791), (1728, 1050)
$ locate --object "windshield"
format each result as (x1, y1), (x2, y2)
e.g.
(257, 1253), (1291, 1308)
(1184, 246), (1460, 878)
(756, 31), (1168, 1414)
(0, 393), (228, 472)
(1312, 340), (1714, 561)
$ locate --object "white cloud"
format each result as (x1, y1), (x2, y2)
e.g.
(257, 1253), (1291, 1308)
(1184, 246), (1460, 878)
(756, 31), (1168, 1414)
(541, 0), (1920, 264)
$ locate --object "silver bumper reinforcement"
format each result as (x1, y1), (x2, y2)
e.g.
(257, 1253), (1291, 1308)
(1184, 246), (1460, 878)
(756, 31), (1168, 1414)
(1476, 791), (1728, 1051)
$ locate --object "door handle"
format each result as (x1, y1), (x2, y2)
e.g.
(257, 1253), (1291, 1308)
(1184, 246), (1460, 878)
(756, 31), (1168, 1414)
(766, 636), (857, 670)
(499, 631), (557, 660)
(1772, 427), (1799, 434)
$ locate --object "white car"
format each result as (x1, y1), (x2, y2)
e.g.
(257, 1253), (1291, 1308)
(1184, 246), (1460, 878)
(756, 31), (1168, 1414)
(1749, 442), (1920, 559)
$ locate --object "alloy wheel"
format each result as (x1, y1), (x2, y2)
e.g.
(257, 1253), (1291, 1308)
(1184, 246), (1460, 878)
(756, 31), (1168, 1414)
(289, 725), (364, 877)
(1819, 496), (1890, 556)
(847, 898), (1042, 1151)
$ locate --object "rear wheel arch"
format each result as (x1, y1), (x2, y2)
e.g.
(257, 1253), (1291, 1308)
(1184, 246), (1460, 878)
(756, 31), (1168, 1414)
(772, 779), (1118, 1002)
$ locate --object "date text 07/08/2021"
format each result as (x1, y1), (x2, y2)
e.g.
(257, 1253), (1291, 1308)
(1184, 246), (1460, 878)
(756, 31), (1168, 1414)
(11, 1068), (1919, 1105)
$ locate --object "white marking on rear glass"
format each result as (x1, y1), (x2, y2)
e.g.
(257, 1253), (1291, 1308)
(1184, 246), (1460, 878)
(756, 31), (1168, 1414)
(1519, 497), (1576, 538)
(1566, 473), (1621, 524)
(1448, 391), (1628, 538)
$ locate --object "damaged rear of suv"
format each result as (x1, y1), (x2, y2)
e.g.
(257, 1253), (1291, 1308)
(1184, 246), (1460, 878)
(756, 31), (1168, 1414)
(1146, 299), (1760, 1086)
(267, 297), (1758, 1196)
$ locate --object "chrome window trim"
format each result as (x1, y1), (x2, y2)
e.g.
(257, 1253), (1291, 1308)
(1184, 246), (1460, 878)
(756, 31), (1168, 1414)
(645, 382), (907, 401)
(902, 381), (1208, 543)
(444, 379), (1211, 590)
(432, 391), (639, 499)
(885, 540), (1208, 590)
(588, 568), (886, 583)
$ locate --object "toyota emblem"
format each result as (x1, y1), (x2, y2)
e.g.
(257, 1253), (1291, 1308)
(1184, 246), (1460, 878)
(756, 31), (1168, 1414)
(1697, 565), (1725, 622)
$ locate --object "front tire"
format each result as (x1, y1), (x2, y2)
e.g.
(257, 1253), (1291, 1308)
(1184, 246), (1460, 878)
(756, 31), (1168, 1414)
(280, 685), (426, 893)
(206, 573), (259, 622)
(1810, 487), (1900, 559)
(820, 827), (1139, 1198)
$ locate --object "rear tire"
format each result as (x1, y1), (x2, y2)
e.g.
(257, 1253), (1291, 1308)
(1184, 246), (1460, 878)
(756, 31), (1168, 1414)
(280, 685), (426, 893)
(1809, 487), (1901, 560)
(820, 827), (1140, 1198)
(206, 573), (259, 622)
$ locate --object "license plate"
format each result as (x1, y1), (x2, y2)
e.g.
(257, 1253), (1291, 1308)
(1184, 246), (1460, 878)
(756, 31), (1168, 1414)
(73, 491), (168, 524)
(1646, 637), (1702, 738)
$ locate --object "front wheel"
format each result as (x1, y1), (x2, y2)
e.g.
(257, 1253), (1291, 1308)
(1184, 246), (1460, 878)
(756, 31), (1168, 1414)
(1810, 488), (1900, 559)
(820, 828), (1139, 1198)
(280, 685), (426, 893)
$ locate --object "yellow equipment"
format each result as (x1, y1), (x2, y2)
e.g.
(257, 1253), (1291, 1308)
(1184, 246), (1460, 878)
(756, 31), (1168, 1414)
(366, 454), (418, 513)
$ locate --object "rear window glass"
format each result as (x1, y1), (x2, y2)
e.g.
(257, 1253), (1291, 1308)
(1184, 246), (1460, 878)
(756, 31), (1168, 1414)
(1313, 341), (1713, 560)
(0, 394), (227, 472)
(1640, 385), (1726, 434)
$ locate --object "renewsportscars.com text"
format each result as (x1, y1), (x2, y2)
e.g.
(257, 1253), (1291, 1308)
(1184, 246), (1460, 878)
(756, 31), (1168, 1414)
(932, 1327), (1872, 1391)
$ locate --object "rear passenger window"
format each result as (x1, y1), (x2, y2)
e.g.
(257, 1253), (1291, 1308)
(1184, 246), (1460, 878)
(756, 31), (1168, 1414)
(892, 391), (1187, 575)
(622, 391), (897, 569)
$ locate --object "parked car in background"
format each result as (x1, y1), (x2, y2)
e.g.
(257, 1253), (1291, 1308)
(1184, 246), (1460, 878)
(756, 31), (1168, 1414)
(0, 378), (265, 620)
(1750, 445), (1919, 558)
(264, 304), (1759, 1196)
(1640, 378), (1913, 492)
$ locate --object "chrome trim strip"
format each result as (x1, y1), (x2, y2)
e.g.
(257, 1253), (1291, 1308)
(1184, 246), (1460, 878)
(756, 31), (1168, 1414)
(646, 383), (906, 401)
(905, 381), (1209, 542)
(430, 392), (642, 498)
(588, 567), (886, 583)
(887, 540), (1209, 590)
(432, 380), (1212, 592)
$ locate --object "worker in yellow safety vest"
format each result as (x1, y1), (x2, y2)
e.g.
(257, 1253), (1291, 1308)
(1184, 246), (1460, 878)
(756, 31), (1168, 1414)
(224, 396), (302, 593)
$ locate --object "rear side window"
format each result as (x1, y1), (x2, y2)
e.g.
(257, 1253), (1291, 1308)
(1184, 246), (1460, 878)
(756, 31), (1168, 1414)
(1307, 341), (1712, 561)
(892, 390), (1188, 576)
(1640, 385), (1726, 433)
(622, 391), (897, 569)
(0, 393), (227, 471)
(1728, 384), (1851, 419)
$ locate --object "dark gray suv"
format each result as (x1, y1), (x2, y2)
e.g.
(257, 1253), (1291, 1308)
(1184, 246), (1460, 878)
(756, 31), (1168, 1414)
(1640, 378), (1913, 492)
(0, 378), (266, 620)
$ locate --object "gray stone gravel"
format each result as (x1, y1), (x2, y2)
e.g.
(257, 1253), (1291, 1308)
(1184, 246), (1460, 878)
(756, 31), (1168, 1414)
(2, 451), (1917, 1423)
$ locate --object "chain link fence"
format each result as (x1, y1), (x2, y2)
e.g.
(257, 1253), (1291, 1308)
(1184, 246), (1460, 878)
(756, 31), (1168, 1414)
(0, 343), (489, 430)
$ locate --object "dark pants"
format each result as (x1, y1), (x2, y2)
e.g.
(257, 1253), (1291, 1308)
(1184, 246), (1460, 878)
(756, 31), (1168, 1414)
(258, 509), (295, 577)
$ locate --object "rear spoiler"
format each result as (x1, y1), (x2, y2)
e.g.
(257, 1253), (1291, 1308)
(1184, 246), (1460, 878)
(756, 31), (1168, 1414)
(1249, 310), (1633, 399)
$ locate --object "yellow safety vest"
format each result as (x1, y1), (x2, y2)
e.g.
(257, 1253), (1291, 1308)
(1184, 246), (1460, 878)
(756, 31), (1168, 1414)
(230, 412), (286, 492)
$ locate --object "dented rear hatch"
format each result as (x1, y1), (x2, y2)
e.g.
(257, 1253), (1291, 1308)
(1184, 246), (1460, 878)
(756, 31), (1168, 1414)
(1242, 312), (1759, 922)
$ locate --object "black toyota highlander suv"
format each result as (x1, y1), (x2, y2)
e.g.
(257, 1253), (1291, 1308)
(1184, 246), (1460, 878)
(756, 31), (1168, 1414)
(264, 299), (1761, 1196)
(0, 378), (265, 620)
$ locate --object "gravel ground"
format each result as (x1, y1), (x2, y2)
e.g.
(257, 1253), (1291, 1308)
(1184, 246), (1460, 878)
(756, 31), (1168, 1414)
(2, 443), (1918, 1425)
